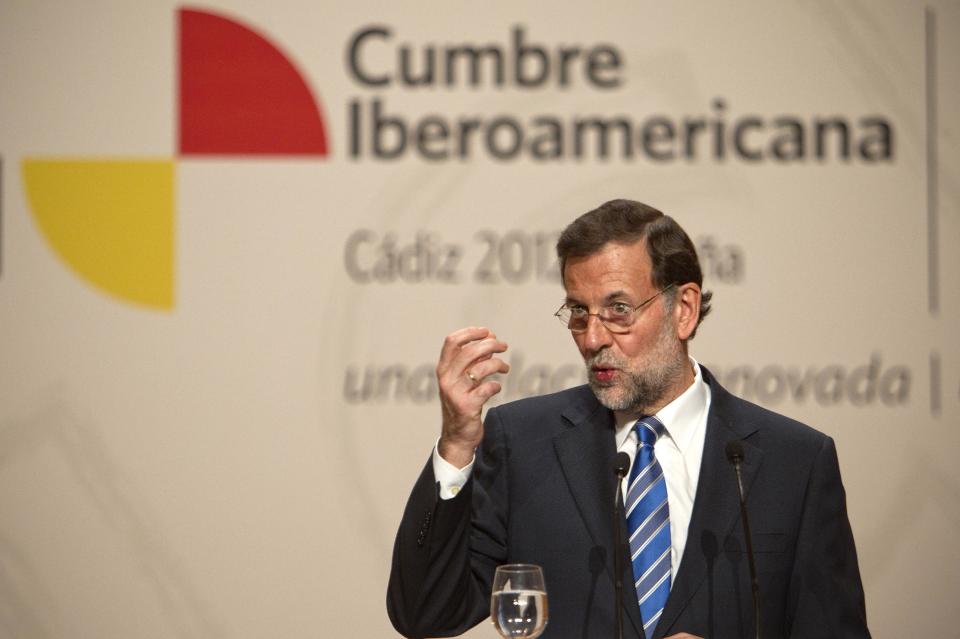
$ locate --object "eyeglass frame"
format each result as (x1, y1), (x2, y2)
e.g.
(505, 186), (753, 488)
(553, 283), (677, 334)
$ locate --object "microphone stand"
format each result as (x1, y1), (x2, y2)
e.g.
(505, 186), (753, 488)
(726, 441), (760, 639)
(613, 452), (630, 639)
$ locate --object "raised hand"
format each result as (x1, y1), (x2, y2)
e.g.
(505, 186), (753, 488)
(436, 327), (510, 468)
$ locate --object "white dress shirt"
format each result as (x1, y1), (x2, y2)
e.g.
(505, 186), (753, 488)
(434, 358), (712, 579)
(615, 358), (710, 579)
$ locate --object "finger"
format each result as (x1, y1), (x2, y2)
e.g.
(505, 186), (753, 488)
(452, 337), (508, 376)
(450, 356), (509, 412)
(440, 338), (505, 389)
(462, 368), (482, 387)
(470, 379), (503, 404)
(442, 329), (504, 371)
(438, 327), (492, 371)
(464, 357), (510, 385)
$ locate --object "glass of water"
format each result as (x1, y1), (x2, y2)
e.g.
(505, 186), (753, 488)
(490, 564), (548, 638)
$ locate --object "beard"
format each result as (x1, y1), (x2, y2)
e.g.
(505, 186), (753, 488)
(584, 318), (687, 413)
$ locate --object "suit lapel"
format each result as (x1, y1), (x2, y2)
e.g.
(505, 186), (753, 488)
(554, 395), (646, 638)
(654, 370), (763, 638)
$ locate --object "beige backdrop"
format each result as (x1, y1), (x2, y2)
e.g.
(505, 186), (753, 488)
(1, 1), (958, 637)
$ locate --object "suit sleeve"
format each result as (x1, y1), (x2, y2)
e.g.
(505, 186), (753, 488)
(386, 408), (510, 638)
(786, 436), (871, 638)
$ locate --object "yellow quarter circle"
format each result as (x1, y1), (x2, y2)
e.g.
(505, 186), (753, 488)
(22, 159), (175, 309)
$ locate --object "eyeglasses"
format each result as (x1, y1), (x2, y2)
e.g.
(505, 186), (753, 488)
(554, 284), (676, 334)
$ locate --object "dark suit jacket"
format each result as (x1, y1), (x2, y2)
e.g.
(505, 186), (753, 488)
(388, 366), (870, 639)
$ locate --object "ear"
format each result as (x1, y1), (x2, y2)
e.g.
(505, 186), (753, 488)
(673, 284), (701, 341)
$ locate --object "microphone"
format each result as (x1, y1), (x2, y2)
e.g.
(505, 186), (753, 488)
(612, 452), (631, 639)
(725, 441), (760, 639)
(614, 451), (631, 478)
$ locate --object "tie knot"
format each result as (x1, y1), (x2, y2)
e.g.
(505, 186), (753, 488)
(635, 416), (665, 447)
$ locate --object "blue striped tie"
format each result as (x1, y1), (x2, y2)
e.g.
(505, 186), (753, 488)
(625, 416), (671, 639)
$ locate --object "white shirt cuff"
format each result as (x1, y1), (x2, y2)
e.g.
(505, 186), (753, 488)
(432, 439), (475, 500)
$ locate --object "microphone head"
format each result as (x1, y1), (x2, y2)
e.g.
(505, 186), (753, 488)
(725, 440), (745, 465)
(614, 452), (631, 478)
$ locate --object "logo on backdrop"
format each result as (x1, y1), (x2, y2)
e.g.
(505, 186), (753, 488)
(11, 7), (932, 413)
(20, 7), (895, 309)
(21, 8), (329, 310)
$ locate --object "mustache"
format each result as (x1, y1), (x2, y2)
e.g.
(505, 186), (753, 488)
(585, 353), (625, 369)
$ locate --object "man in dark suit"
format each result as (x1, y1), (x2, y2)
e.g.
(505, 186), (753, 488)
(388, 200), (870, 639)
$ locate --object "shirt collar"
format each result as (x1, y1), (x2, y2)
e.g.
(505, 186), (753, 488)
(615, 357), (708, 452)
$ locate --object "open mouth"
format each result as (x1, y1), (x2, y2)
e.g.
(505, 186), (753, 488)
(591, 366), (618, 383)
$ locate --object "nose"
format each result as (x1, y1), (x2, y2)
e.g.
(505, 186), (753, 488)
(580, 313), (613, 354)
